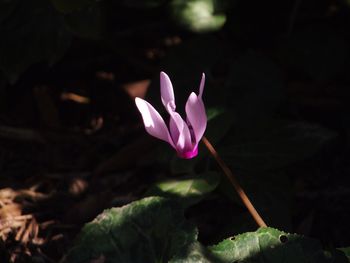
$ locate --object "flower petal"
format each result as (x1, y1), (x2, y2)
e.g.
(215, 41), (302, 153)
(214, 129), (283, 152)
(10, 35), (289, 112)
(135, 97), (174, 148)
(185, 92), (207, 144)
(160, 72), (176, 111)
(169, 117), (180, 145)
(167, 103), (192, 152)
(198, 73), (205, 99)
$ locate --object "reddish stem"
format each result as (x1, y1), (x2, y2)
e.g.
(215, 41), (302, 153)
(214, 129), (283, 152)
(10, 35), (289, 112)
(202, 136), (267, 228)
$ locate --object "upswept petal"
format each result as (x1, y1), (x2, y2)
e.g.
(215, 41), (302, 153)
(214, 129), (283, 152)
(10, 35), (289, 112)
(198, 73), (205, 99)
(169, 117), (179, 146)
(185, 92), (207, 145)
(160, 72), (176, 111)
(135, 98), (174, 148)
(167, 103), (192, 152)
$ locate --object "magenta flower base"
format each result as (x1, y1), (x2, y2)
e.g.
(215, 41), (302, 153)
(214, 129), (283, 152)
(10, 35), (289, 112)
(178, 147), (198, 159)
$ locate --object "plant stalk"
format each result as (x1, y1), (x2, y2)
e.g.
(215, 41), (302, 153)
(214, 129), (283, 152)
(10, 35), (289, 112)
(201, 136), (267, 228)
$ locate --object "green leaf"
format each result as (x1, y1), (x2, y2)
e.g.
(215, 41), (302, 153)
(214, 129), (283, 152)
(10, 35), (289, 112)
(145, 171), (220, 206)
(169, 0), (227, 33)
(62, 197), (197, 263)
(0, 0), (71, 83)
(219, 119), (337, 171)
(209, 227), (348, 263)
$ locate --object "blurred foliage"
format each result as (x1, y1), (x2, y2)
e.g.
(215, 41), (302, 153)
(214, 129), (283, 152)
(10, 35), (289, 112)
(145, 171), (220, 207)
(169, 0), (229, 33)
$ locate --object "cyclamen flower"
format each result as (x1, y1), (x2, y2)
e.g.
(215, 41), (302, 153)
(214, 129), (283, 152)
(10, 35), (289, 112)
(135, 72), (207, 159)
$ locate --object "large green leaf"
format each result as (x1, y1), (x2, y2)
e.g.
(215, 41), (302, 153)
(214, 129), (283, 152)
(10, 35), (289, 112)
(0, 0), (71, 83)
(62, 199), (349, 263)
(209, 227), (348, 263)
(145, 171), (220, 207)
(62, 197), (197, 263)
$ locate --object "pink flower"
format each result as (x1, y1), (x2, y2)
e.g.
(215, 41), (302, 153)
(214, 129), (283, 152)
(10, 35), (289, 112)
(135, 72), (207, 159)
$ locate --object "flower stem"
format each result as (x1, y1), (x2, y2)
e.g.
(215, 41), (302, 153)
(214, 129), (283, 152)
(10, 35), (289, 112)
(201, 136), (267, 228)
